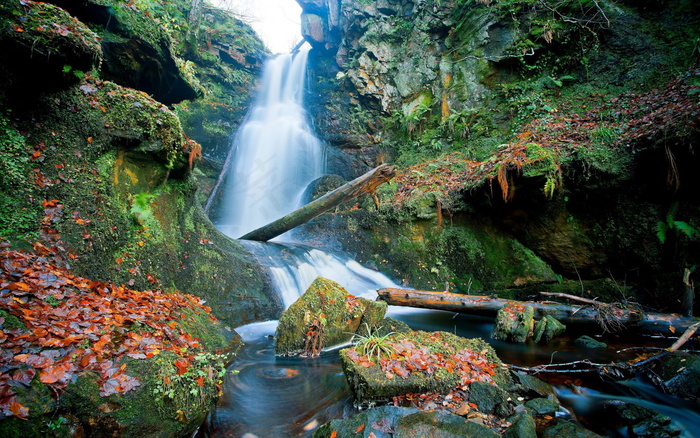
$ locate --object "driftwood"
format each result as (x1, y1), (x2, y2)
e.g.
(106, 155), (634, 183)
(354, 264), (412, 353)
(377, 288), (700, 337)
(240, 164), (396, 241)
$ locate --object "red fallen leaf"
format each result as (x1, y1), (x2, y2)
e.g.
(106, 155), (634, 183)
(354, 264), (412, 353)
(196, 377), (204, 387)
(39, 365), (67, 384)
(329, 431), (337, 438)
(174, 359), (189, 375)
(10, 400), (29, 419)
(354, 424), (365, 433)
(11, 368), (36, 386)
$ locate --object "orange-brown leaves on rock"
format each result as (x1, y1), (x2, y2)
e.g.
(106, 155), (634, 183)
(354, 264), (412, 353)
(0, 237), (218, 419)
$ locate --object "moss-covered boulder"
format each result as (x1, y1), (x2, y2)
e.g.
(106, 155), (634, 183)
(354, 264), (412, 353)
(47, 0), (199, 104)
(532, 315), (566, 344)
(275, 277), (387, 356)
(340, 330), (511, 406)
(492, 304), (535, 343)
(312, 405), (499, 438)
(0, 0), (276, 330)
(574, 335), (608, 349)
(0, 0), (102, 94)
(541, 419), (604, 438)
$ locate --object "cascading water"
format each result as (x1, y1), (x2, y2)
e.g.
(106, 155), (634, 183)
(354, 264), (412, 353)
(215, 47), (402, 305)
(217, 47), (324, 240)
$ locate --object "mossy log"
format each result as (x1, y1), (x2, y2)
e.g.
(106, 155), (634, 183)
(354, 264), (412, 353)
(377, 288), (699, 337)
(240, 164), (396, 241)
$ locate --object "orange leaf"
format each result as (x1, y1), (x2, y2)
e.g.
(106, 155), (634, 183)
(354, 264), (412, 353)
(196, 377), (204, 387)
(10, 401), (29, 419)
(87, 137), (93, 143)
(354, 424), (365, 433)
(330, 431), (338, 438)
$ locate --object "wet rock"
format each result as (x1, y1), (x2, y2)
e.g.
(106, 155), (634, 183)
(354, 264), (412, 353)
(541, 419), (604, 438)
(275, 277), (387, 356)
(313, 405), (499, 438)
(469, 381), (514, 417)
(533, 315), (566, 343)
(504, 411), (537, 438)
(657, 352), (700, 399)
(302, 174), (347, 204)
(340, 330), (511, 405)
(574, 335), (608, 349)
(510, 371), (557, 400)
(524, 397), (559, 416)
(492, 304), (534, 343)
(611, 402), (681, 438)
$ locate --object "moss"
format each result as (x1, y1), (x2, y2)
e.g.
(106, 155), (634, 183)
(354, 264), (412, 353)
(0, 309), (27, 331)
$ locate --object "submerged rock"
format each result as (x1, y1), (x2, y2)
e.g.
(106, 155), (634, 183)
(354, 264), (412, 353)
(275, 277), (387, 356)
(574, 335), (608, 349)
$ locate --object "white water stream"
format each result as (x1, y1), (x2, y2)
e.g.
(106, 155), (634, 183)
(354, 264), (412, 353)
(216, 48), (401, 305)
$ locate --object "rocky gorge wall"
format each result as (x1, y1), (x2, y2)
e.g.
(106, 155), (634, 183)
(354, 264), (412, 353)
(297, 0), (700, 310)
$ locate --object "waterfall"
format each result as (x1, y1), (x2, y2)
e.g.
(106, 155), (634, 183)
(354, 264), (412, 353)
(216, 47), (402, 306)
(217, 48), (324, 239)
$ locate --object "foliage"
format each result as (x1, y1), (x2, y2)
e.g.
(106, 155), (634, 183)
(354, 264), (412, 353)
(0, 112), (39, 241)
(0, 203), (226, 420)
(350, 324), (396, 363)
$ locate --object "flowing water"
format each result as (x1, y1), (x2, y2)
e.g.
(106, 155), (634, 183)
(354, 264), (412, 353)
(204, 49), (700, 438)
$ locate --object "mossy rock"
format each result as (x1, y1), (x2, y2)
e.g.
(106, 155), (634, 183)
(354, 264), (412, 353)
(532, 315), (566, 344)
(524, 397), (559, 417)
(313, 405), (498, 438)
(340, 330), (511, 405)
(510, 371), (557, 400)
(275, 277), (387, 355)
(504, 411), (537, 438)
(574, 335), (607, 349)
(469, 381), (514, 417)
(0, 308), (230, 438)
(0, 1), (102, 94)
(541, 419), (604, 438)
(492, 304), (534, 343)
(657, 352), (700, 399)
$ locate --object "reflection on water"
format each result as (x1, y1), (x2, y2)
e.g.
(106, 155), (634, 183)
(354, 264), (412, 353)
(204, 311), (700, 438)
(206, 322), (355, 438)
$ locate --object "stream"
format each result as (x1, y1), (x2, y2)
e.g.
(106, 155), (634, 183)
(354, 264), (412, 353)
(204, 49), (700, 438)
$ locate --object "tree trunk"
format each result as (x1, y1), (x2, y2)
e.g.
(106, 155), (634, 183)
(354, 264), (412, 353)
(377, 288), (699, 337)
(240, 164), (396, 241)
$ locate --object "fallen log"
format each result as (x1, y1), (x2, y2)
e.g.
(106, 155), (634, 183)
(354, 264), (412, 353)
(377, 288), (700, 337)
(240, 164), (396, 241)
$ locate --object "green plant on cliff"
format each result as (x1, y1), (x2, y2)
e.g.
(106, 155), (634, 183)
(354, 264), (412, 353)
(0, 112), (39, 241)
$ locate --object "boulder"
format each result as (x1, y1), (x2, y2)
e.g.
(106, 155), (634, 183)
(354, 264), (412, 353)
(48, 0), (199, 104)
(340, 330), (511, 405)
(541, 419), (604, 438)
(532, 315), (566, 343)
(312, 405), (499, 438)
(275, 277), (387, 356)
(656, 352), (700, 400)
(574, 335), (608, 349)
(492, 304), (534, 343)
(0, 1), (102, 94)
(504, 411), (537, 438)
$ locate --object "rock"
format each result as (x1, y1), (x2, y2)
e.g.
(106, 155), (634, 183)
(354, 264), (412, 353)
(541, 419), (604, 438)
(504, 411), (537, 438)
(524, 397), (559, 416)
(49, 0), (199, 104)
(275, 277), (387, 355)
(532, 315), (566, 343)
(610, 402), (681, 438)
(301, 174), (347, 204)
(340, 330), (511, 405)
(0, 1), (102, 95)
(302, 13), (327, 45)
(469, 381), (514, 417)
(574, 335), (608, 349)
(510, 372), (557, 400)
(657, 352), (700, 399)
(313, 406), (499, 438)
(492, 304), (534, 343)
(394, 409), (499, 438)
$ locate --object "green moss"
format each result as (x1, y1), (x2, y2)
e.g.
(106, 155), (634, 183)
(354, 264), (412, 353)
(0, 309), (27, 331)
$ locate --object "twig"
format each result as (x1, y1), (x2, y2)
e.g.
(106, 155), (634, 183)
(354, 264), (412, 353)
(539, 292), (600, 306)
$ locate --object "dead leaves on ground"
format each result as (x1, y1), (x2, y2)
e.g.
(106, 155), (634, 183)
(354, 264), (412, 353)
(0, 238), (217, 419)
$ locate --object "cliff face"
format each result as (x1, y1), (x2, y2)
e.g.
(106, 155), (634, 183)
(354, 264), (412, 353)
(299, 0), (700, 309)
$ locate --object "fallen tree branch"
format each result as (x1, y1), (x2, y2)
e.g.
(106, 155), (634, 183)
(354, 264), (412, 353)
(669, 321), (700, 351)
(240, 164), (396, 241)
(377, 288), (700, 337)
